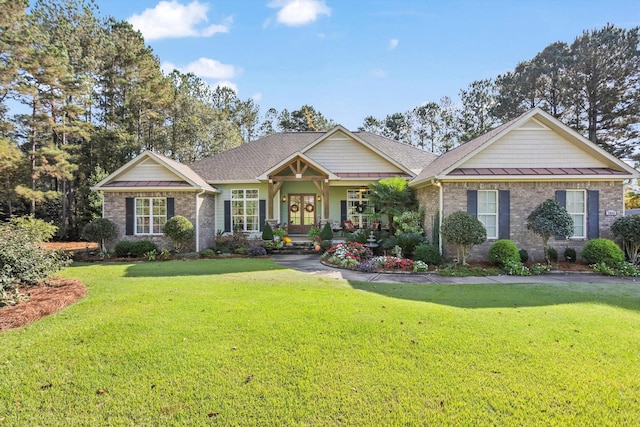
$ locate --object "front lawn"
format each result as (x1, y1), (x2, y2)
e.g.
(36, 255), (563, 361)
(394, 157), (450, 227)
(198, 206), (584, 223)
(1, 259), (639, 425)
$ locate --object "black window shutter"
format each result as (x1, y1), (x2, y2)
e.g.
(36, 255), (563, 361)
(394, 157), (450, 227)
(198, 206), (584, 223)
(340, 200), (347, 222)
(555, 190), (567, 240)
(125, 197), (134, 235)
(587, 190), (599, 239)
(467, 190), (478, 217)
(224, 200), (231, 233)
(498, 190), (510, 240)
(166, 197), (175, 219)
(259, 199), (266, 231)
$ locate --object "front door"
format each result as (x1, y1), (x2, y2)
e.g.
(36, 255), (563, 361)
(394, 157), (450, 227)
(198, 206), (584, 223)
(287, 194), (316, 234)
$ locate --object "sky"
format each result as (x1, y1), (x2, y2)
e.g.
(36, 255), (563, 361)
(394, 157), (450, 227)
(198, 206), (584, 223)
(92, 0), (640, 130)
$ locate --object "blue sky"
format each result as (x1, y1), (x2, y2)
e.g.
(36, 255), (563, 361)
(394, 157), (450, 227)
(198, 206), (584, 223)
(96, 0), (640, 130)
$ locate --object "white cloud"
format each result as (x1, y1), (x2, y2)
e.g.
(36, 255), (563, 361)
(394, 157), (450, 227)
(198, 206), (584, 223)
(389, 38), (399, 50)
(370, 69), (387, 78)
(268, 0), (331, 27)
(128, 0), (231, 40)
(252, 92), (263, 102)
(183, 57), (237, 80)
(161, 61), (177, 75)
(214, 80), (238, 92)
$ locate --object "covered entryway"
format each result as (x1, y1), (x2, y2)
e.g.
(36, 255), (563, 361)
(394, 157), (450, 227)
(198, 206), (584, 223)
(287, 194), (316, 234)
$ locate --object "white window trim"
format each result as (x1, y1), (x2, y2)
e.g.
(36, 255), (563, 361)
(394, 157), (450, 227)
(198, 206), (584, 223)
(347, 189), (371, 228)
(231, 189), (259, 232)
(135, 197), (167, 235)
(566, 189), (587, 239)
(477, 190), (498, 240)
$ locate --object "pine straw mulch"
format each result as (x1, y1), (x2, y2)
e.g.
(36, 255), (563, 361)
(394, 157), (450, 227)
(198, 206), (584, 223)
(0, 278), (87, 332)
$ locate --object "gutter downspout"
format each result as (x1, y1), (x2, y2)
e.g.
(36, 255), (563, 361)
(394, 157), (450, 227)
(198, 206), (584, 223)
(195, 189), (206, 252)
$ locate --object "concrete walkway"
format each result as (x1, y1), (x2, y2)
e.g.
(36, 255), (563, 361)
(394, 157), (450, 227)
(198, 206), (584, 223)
(271, 254), (639, 285)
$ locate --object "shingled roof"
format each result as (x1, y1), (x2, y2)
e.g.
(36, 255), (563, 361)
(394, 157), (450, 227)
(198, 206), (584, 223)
(190, 127), (437, 182)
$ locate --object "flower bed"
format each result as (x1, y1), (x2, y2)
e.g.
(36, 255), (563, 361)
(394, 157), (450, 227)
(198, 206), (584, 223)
(321, 242), (428, 273)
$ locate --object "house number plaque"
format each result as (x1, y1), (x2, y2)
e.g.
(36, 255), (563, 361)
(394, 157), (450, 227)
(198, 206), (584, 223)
(605, 210), (618, 216)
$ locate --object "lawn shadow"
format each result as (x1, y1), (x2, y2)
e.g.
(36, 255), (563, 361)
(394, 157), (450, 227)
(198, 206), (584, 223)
(349, 280), (640, 312)
(123, 258), (287, 277)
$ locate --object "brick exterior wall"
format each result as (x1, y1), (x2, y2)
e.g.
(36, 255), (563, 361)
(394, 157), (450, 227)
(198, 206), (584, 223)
(103, 191), (216, 252)
(417, 180), (624, 263)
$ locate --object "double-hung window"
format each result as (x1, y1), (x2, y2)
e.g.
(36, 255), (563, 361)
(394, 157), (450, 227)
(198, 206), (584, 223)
(477, 190), (498, 239)
(135, 197), (167, 234)
(231, 189), (259, 232)
(566, 190), (586, 238)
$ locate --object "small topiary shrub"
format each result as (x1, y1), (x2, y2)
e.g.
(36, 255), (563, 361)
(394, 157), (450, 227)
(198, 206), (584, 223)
(547, 247), (558, 263)
(81, 218), (118, 252)
(441, 211), (487, 265)
(200, 249), (215, 258)
(519, 249), (529, 263)
(564, 247), (577, 263)
(320, 222), (334, 241)
(164, 215), (195, 253)
(248, 246), (267, 257)
(413, 243), (442, 266)
(262, 222), (274, 241)
(581, 238), (624, 266)
(488, 240), (520, 267)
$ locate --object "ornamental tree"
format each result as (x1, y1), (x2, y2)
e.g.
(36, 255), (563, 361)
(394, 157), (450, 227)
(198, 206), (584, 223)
(611, 215), (640, 264)
(526, 199), (573, 263)
(441, 211), (487, 265)
(81, 218), (118, 252)
(164, 215), (195, 252)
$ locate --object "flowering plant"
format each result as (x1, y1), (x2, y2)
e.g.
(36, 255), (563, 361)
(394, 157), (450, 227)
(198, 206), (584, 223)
(321, 241), (372, 262)
(283, 237), (292, 244)
(372, 256), (414, 271)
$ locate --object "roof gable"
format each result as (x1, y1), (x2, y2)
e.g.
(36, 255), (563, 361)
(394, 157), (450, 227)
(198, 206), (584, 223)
(92, 151), (217, 192)
(303, 128), (407, 175)
(411, 108), (639, 185)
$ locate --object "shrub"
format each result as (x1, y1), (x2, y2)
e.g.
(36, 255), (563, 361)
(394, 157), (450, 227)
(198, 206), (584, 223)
(413, 243), (442, 266)
(200, 249), (215, 258)
(611, 215), (640, 263)
(247, 246), (267, 257)
(383, 232), (425, 259)
(115, 240), (158, 257)
(547, 247), (558, 263)
(488, 240), (520, 267)
(393, 210), (424, 235)
(164, 216), (195, 252)
(413, 260), (428, 272)
(581, 238), (624, 266)
(593, 261), (640, 277)
(320, 222), (333, 241)
(81, 218), (118, 252)
(564, 247), (577, 263)
(262, 222), (274, 241)
(183, 252), (199, 259)
(214, 232), (249, 252)
(502, 259), (530, 276)
(0, 217), (70, 301)
(234, 247), (248, 255)
(526, 199), (573, 263)
(355, 260), (377, 272)
(371, 256), (414, 271)
(519, 249), (529, 263)
(441, 211), (487, 265)
(530, 263), (551, 275)
(307, 226), (321, 240)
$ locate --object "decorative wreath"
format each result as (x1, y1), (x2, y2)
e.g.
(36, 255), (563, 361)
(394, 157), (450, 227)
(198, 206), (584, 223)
(289, 203), (299, 213)
(355, 203), (365, 214)
(305, 203), (315, 213)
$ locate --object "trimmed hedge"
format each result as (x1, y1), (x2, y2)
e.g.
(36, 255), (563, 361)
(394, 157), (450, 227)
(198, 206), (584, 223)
(114, 240), (158, 258)
(581, 238), (624, 266)
(488, 240), (520, 267)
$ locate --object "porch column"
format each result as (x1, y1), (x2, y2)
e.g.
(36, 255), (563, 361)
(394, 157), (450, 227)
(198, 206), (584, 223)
(267, 180), (282, 220)
(323, 180), (330, 219)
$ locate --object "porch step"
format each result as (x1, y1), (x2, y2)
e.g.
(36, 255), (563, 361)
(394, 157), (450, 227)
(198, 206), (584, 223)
(271, 242), (320, 255)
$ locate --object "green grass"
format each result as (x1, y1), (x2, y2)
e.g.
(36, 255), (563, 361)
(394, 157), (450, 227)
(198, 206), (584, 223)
(2, 259), (640, 426)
